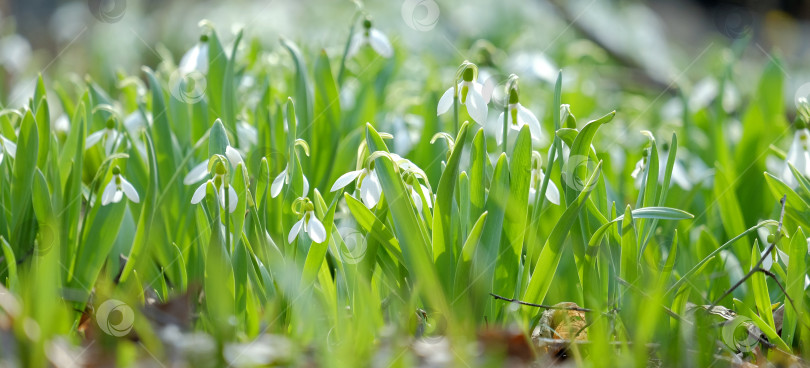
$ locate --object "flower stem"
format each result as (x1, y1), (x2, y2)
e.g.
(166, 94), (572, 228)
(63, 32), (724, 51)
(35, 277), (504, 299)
(452, 94), (459, 134)
(501, 105), (508, 154)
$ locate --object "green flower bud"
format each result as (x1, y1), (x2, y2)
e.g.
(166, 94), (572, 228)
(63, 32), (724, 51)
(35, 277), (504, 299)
(215, 161), (227, 176)
(462, 67), (474, 82)
(112, 165), (121, 175)
(105, 118), (115, 129)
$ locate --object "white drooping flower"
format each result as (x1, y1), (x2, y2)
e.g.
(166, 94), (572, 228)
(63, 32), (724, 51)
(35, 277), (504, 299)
(528, 151), (560, 205)
(437, 64), (488, 125)
(346, 18), (393, 59)
(101, 166), (140, 206)
(0, 134), (16, 165)
(178, 35), (209, 75)
(331, 167), (382, 209)
(190, 160), (238, 213)
(496, 85), (543, 146)
(781, 128), (810, 188)
(405, 177), (433, 213)
(760, 241), (810, 290)
(630, 137), (693, 190)
(288, 198), (326, 244)
(86, 118), (121, 156)
(271, 164), (310, 199)
(184, 145), (244, 185)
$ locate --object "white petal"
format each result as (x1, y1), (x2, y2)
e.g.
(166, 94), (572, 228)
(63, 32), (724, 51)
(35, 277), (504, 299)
(783, 130), (807, 187)
(179, 43), (208, 75)
(306, 214), (327, 243)
(228, 185), (238, 213)
(183, 161), (209, 185)
(331, 170), (364, 192)
(410, 187), (423, 213)
(0, 152), (3, 165)
(761, 247), (774, 270)
(288, 217), (305, 243)
(1, 136), (15, 157)
(119, 177), (140, 203)
(225, 145), (244, 168)
(528, 187), (537, 204)
(270, 167), (287, 198)
(302, 175), (310, 196)
(112, 190), (124, 203)
(545, 180), (561, 205)
(420, 184), (433, 208)
(360, 171), (381, 209)
(466, 88), (488, 125)
(517, 104), (543, 141)
(191, 181), (209, 204)
(101, 181), (117, 206)
(85, 130), (104, 149)
(437, 87), (455, 116)
(368, 29), (393, 58)
(104, 130), (118, 155)
(346, 33), (365, 59)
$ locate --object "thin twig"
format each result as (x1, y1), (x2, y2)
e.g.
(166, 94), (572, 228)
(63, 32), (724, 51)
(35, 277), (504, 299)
(489, 293), (593, 312)
(707, 195), (787, 310)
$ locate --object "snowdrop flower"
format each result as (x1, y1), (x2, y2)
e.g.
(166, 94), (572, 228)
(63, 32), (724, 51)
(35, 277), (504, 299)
(190, 160), (238, 213)
(86, 118), (121, 156)
(404, 174), (433, 213)
(781, 124), (810, 188)
(437, 63), (488, 125)
(178, 34), (209, 75)
(630, 148), (649, 189)
(101, 166), (140, 205)
(271, 164), (310, 198)
(0, 134), (16, 165)
(184, 145), (244, 185)
(288, 198), (326, 244)
(760, 238), (810, 289)
(346, 18), (393, 59)
(528, 151), (560, 205)
(496, 79), (543, 145)
(331, 166), (382, 209)
(630, 136), (694, 190)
